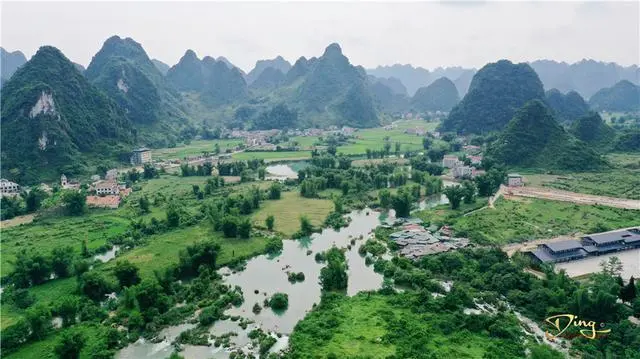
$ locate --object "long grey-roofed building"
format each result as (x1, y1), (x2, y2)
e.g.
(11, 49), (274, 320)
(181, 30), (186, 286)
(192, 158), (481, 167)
(528, 228), (640, 264)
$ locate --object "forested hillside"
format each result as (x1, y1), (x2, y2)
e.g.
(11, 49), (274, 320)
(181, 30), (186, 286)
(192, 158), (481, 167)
(441, 60), (545, 134)
(0, 46), (132, 184)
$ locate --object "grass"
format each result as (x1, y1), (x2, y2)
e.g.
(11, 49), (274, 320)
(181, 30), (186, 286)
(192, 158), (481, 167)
(252, 191), (334, 236)
(0, 210), (131, 274)
(290, 292), (502, 358)
(232, 151), (312, 161)
(153, 139), (243, 160)
(520, 153), (640, 200)
(445, 197), (640, 244)
(104, 224), (269, 280)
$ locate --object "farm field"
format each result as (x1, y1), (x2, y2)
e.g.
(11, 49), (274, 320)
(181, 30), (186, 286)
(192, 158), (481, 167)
(252, 191), (334, 236)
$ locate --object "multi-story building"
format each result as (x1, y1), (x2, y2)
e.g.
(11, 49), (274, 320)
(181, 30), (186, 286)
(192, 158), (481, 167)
(94, 180), (119, 196)
(442, 155), (459, 168)
(0, 179), (20, 196)
(130, 148), (152, 165)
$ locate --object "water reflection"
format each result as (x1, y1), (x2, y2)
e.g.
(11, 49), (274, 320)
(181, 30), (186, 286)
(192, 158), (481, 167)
(221, 209), (383, 333)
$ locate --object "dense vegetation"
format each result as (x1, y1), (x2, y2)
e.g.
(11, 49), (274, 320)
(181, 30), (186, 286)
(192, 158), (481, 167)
(441, 60), (545, 134)
(289, 247), (640, 358)
(410, 77), (460, 112)
(486, 100), (606, 171)
(0, 46), (133, 184)
(589, 80), (640, 112)
(544, 89), (590, 123)
(570, 112), (616, 148)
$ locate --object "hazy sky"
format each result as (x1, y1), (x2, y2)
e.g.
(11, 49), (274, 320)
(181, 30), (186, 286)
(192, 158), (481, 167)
(1, 1), (638, 72)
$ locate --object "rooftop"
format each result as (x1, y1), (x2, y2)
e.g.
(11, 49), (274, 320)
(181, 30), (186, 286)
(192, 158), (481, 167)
(543, 240), (584, 253)
(583, 230), (640, 245)
(508, 173), (522, 178)
(133, 147), (150, 152)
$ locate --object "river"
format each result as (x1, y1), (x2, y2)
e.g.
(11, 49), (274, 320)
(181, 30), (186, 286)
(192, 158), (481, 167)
(117, 208), (385, 358)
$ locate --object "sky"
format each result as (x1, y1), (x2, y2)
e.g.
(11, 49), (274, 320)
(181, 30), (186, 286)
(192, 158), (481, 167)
(1, 1), (638, 72)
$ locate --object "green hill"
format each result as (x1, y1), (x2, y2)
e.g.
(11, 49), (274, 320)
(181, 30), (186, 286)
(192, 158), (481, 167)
(85, 36), (189, 146)
(166, 50), (248, 108)
(245, 56), (291, 85)
(441, 60), (545, 134)
(486, 100), (606, 171)
(249, 67), (286, 90)
(0, 46), (132, 184)
(589, 80), (640, 112)
(0, 47), (27, 85)
(570, 112), (616, 148)
(545, 89), (590, 123)
(369, 80), (409, 114)
(410, 77), (459, 112)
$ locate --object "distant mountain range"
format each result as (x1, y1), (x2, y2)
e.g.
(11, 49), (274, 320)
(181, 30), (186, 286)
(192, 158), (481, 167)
(0, 47), (27, 87)
(367, 60), (639, 101)
(2, 37), (640, 183)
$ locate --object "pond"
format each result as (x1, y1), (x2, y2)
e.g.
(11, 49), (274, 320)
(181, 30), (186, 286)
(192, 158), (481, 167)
(116, 323), (196, 359)
(265, 164), (298, 180)
(555, 249), (640, 281)
(93, 245), (120, 263)
(417, 180), (458, 210)
(221, 208), (384, 334)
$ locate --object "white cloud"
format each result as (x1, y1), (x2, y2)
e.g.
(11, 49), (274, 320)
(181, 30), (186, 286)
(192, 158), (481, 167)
(1, 1), (637, 72)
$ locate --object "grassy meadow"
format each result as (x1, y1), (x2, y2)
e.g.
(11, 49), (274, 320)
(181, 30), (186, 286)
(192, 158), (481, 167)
(252, 190), (334, 236)
(416, 197), (640, 244)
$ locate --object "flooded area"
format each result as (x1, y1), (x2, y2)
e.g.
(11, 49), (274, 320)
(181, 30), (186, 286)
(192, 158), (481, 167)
(265, 164), (298, 180)
(555, 249), (640, 280)
(417, 180), (457, 210)
(116, 209), (385, 358)
(93, 245), (120, 263)
(116, 323), (196, 359)
(221, 209), (383, 333)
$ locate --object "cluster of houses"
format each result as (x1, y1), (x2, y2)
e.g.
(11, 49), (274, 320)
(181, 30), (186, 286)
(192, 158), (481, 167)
(442, 154), (484, 179)
(86, 170), (131, 209)
(386, 218), (471, 260)
(527, 228), (640, 264)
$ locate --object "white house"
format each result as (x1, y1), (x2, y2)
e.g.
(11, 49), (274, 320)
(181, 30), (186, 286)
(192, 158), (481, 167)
(508, 174), (523, 187)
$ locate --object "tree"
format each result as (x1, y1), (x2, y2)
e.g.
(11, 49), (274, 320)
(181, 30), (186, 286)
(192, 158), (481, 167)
(269, 182), (282, 200)
(178, 241), (220, 276)
(138, 196), (150, 214)
(379, 189), (392, 209)
(600, 256), (623, 277)
(62, 190), (86, 216)
(394, 142), (401, 155)
(114, 260), (141, 288)
(79, 271), (112, 301)
(620, 277), (637, 303)
(24, 187), (46, 213)
(238, 218), (252, 238)
(299, 215), (313, 236)
(391, 190), (412, 217)
(166, 203), (181, 228)
(56, 296), (79, 328)
(320, 247), (348, 291)
(143, 164), (158, 179)
(51, 246), (75, 278)
(383, 142), (391, 155)
(25, 305), (52, 340)
(265, 215), (275, 231)
(222, 215), (239, 238)
(461, 180), (476, 204)
(128, 169), (140, 182)
(12, 250), (52, 287)
(444, 185), (464, 210)
(269, 293), (289, 310)
(422, 137), (432, 150)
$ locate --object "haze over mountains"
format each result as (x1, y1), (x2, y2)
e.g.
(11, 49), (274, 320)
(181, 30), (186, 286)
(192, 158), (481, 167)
(1, 37), (639, 182)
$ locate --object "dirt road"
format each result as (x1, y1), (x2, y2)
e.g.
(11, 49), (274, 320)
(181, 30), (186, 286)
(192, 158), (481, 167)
(503, 185), (640, 210)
